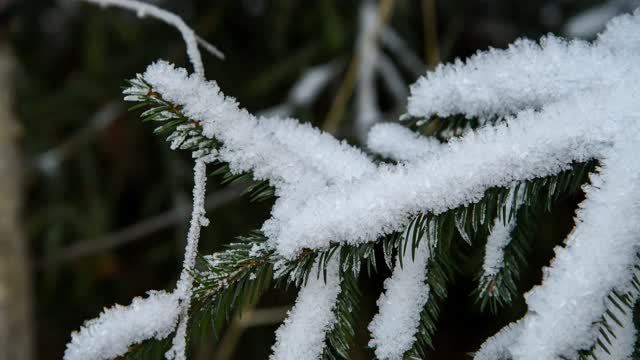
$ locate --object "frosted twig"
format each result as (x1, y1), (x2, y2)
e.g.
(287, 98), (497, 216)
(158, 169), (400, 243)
(166, 158), (209, 360)
(79, 0), (224, 76)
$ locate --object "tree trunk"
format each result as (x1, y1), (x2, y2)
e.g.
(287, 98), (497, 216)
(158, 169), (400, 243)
(0, 36), (33, 360)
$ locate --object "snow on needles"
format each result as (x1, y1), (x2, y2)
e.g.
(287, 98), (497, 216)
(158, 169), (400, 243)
(481, 186), (522, 278)
(367, 122), (441, 162)
(407, 17), (640, 120)
(270, 257), (341, 360)
(368, 231), (431, 360)
(509, 141), (640, 360)
(140, 59), (614, 259)
(64, 291), (180, 360)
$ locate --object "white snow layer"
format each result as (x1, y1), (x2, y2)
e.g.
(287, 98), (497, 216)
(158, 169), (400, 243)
(64, 291), (180, 360)
(482, 186), (522, 278)
(270, 257), (341, 360)
(367, 122), (440, 162)
(368, 234), (431, 360)
(140, 61), (613, 259)
(508, 141), (640, 360)
(407, 16), (640, 120)
(474, 321), (524, 360)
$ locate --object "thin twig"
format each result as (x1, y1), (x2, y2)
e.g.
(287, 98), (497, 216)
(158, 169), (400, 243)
(38, 185), (243, 268)
(210, 305), (290, 360)
(422, 0), (440, 68)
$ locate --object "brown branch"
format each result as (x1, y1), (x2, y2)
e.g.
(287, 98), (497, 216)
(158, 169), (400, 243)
(422, 0), (440, 68)
(322, 0), (396, 133)
(0, 34), (33, 360)
(38, 185), (244, 268)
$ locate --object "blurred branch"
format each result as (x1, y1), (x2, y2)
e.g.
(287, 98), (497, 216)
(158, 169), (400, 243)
(32, 101), (124, 176)
(39, 185), (244, 268)
(0, 35), (33, 360)
(202, 305), (290, 360)
(422, 0), (440, 68)
(322, 0), (396, 133)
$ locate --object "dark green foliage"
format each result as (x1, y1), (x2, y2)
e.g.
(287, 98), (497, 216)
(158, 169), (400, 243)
(122, 337), (171, 360)
(322, 271), (361, 360)
(192, 231), (275, 338)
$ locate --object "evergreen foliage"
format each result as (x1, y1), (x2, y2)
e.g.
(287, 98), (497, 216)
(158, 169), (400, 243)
(63, 3), (640, 359)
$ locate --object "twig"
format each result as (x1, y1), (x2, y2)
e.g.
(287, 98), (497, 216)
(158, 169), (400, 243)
(322, 0), (396, 133)
(422, 0), (440, 68)
(79, 0), (224, 76)
(210, 305), (290, 360)
(38, 185), (243, 268)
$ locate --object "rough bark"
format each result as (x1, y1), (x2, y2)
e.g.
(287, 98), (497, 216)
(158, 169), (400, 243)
(0, 36), (33, 360)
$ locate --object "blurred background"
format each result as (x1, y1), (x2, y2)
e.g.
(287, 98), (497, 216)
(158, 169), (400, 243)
(0, 0), (635, 359)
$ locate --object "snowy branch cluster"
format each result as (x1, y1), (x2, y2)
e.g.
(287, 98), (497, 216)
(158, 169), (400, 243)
(66, 1), (640, 359)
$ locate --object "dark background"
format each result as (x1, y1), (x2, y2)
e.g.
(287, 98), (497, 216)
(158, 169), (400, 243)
(0, 0), (627, 358)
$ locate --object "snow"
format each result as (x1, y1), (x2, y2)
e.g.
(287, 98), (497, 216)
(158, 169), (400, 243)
(64, 291), (180, 360)
(274, 91), (614, 256)
(141, 61), (377, 192)
(80, 0), (223, 76)
(509, 140), (640, 360)
(137, 58), (625, 260)
(367, 122), (440, 162)
(368, 230), (431, 360)
(474, 321), (523, 360)
(481, 186), (522, 278)
(270, 257), (341, 360)
(408, 31), (637, 120)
